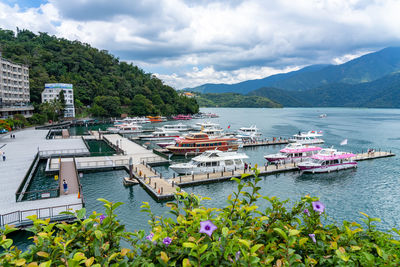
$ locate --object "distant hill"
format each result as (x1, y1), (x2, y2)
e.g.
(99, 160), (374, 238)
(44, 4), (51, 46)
(188, 47), (400, 94)
(189, 64), (330, 94)
(247, 87), (307, 107)
(250, 73), (400, 107)
(195, 93), (282, 108)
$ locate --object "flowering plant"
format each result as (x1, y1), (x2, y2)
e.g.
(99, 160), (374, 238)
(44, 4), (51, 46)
(1, 170), (400, 266)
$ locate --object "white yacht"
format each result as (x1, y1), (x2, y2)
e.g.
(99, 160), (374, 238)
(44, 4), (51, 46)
(169, 150), (249, 174)
(264, 143), (322, 163)
(237, 126), (262, 137)
(192, 121), (221, 131)
(297, 148), (356, 173)
(200, 127), (225, 138)
(139, 130), (180, 141)
(157, 123), (190, 132)
(107, 123), (143, 134)
(114, 117), (151, 124)
(289, 131), (324, 145)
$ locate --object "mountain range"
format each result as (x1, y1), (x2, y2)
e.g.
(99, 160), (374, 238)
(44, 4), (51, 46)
(188, 47), (400, 107)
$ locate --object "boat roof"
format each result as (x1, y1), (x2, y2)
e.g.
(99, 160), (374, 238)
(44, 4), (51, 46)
(280, 143), (322, 153)
(193, 150), (248, 162)
(292, 131), (323, 137)
(239, 125), (258, 130)
(311, 148), (355, 160)
(177, 133), (237, 143)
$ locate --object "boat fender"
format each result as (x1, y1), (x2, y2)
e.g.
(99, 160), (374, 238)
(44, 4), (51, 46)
(312, 170), (315, 174)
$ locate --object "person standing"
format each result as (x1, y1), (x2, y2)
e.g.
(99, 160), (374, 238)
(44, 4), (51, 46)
(2, 151), (5, 161)
(63, 179), (68, 194)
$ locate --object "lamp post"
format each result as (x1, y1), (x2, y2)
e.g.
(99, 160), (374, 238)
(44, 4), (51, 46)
(129, 157), (133, 179)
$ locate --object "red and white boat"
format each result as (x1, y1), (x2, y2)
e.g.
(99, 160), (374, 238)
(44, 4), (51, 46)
(264, 143), (322, 163)
(297, 148), (357, 173)
(166, 132), (239, 155)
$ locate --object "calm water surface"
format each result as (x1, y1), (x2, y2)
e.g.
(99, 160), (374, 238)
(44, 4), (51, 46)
(78, 108), (400, 233)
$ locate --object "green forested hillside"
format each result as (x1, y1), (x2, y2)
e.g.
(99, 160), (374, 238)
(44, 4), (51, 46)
(0, 28), (198, 116)
(195, 93), (282, 108)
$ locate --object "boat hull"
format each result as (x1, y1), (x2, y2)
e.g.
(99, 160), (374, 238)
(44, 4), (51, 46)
(288, 139), (325, 145)
(170, 164), (244, 174)
(167, 145), (239, 155)
(299, 162), (357, 173)
(140, 136), (179, 141)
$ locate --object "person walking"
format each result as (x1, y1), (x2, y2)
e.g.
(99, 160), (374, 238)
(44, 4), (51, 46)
(2, 151), (5, 161)
(63, 179), (68, 194)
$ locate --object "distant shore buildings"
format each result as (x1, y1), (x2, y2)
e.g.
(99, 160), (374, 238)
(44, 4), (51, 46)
(0, 52), (33, 118)
(41, 83), (75, 118)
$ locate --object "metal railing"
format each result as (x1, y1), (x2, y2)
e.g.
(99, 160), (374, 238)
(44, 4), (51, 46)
(76, 159), (130, 169)
(0, 203), (82, 227)
(17, 187), (60, 202)
(73, 157), (85, 207)
(15, 152), (40, 202)
(39, 148), (90, 157)
(140, 155), (167, 164)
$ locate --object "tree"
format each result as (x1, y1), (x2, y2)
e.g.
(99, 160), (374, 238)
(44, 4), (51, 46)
(92, 96), (121, 117)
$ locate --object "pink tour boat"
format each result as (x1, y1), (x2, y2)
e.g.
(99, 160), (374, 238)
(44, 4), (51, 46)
(264, 143), (322, 163)
(297, 148), (357, 173)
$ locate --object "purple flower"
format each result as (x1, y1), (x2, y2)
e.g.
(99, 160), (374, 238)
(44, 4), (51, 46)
(235, 251), (241, 261)
(304, 209), (310, 216)
(312, 201), (325, 214)
(309, 233), (316, 243)
(99, 215), (106, 223)
(163, 237), (172, 246)
(146, 233), (154, 241)
(199, 220), (217, 237)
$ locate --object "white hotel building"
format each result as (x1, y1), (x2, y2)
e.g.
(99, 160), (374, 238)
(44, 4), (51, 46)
(0, 53), (33, 118)
(41, 83), (75, 118)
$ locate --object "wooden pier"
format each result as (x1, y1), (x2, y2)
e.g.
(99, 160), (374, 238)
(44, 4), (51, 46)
(353, 151), (395, 161)
(242, 139), (289, 147)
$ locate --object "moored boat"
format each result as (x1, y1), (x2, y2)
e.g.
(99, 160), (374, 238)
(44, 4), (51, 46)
(192, 121), (221, 130)
(237, 125), (262, 137)
(157, 123), (190, 132)
(172, 114), (192, 120)
(264, 143), (322, 163)
(107, 123), (143, 134)
(297, 148), (356, 173)
(166, 133), (239, 155)
(139, 131), (180, 141)
(289, 131), (324, 145)
(169, 150), (248, 174)
(114, 117), (151, 124)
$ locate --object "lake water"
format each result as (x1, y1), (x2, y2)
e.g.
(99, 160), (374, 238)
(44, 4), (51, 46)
(79, 108), (400, 233)
(12, 108), (400, 248)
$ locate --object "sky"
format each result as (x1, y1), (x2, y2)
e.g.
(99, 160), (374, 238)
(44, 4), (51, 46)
(1, 0), (400, 89)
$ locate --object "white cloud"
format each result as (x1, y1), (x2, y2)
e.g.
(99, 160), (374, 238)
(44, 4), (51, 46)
(155, 65), (301, 89)
(1, 0), (400, 89)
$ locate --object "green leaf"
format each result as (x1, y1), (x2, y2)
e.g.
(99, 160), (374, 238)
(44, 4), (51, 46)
(183, 242), (196, 248)
(273, 228), (288, 240)
(265, 255), (274, 264)
(2, 239), (13, 249)
(198, 244), (208, 254)
(76, 208), (86, 220)
(239, 239), (251, 249)
(289, 229), (300, 236)
(39, 260), (52, 267)
(362, 252), (375, 262)
(73, 252), (86, 262)
(222, 227), (229, 237)
(94, 230), (103, 240)
(251, 244), (263, 254)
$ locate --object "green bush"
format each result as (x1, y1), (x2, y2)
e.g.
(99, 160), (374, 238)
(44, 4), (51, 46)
(1, 170), (400, 266)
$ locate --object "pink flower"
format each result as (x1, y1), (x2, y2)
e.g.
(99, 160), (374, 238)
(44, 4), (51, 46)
(312, 201), (325, 214)
(309, 233), (316, 243)
(199, 220), (217, 237)
(163, 237), (172, 246)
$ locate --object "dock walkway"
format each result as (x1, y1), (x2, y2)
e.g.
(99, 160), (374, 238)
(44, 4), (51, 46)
(0, 129), (86, 227)
(59, 160), (79, 195)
